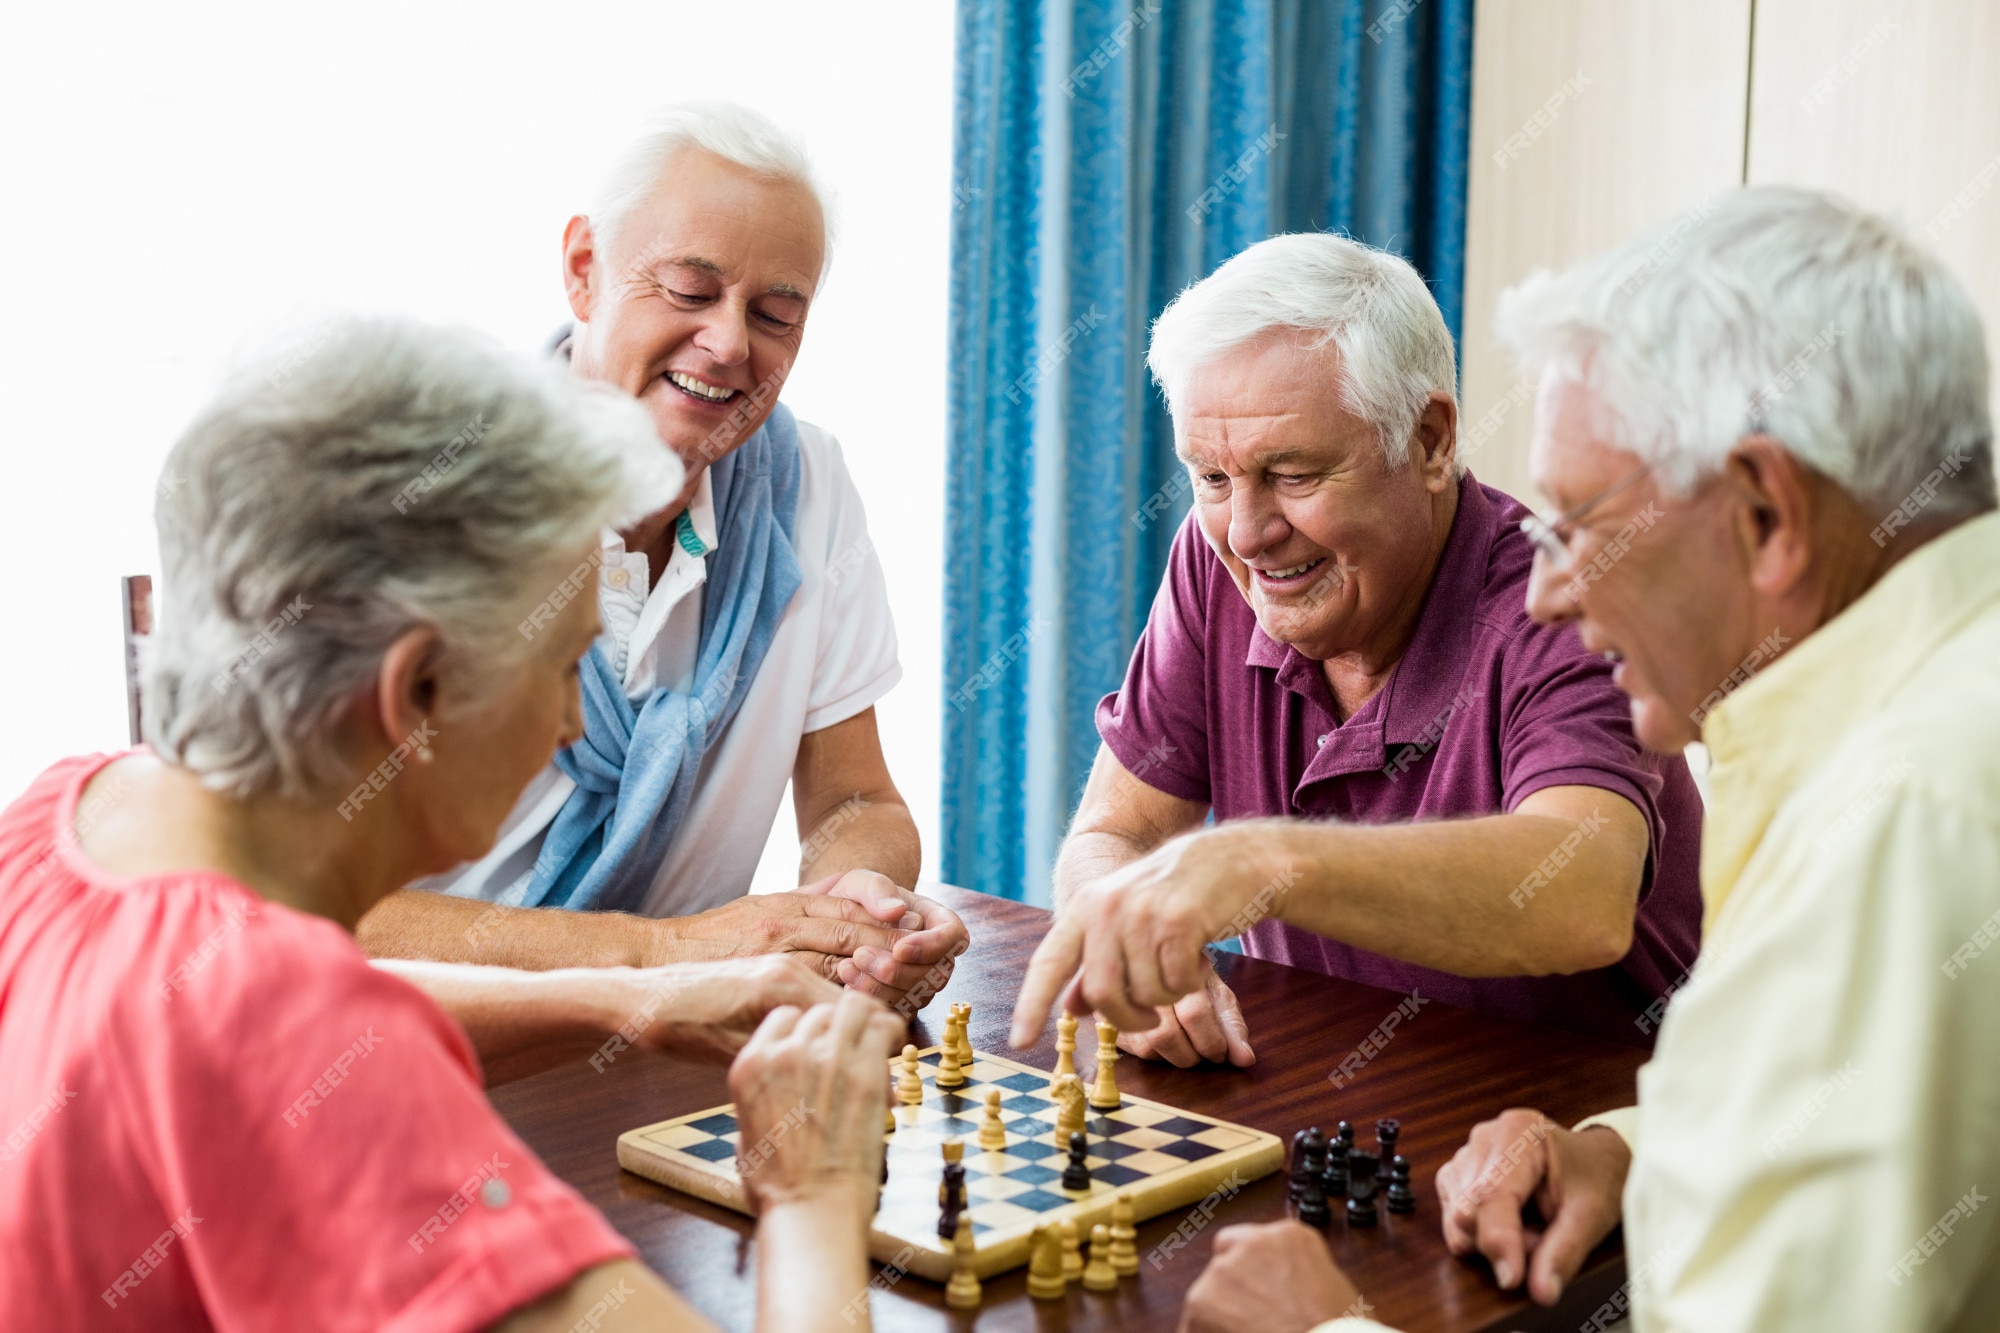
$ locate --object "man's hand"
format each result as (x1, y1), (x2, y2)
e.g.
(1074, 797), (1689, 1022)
(658, 891), (911, 976)
(1120, 957), (1255, 1067)
(728, 989), (905, 1216)
(1436, 1109), (1630, 1305)
(617, 956), (844, 1063)
(1013, 824), (1278, 1043)
(1180, 1221), (1366, 1333)
(800, 870), (969, 1011)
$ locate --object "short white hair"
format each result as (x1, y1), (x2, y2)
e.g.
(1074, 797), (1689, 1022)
(1497, 186), (1994, 521)
(1147, 232), (1461, 471)
(144, 316), (682, 799)
(590, 100), (835, 269)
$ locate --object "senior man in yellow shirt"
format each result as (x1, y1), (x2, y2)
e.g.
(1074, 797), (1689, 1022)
(1114, 185), (2000, 1332)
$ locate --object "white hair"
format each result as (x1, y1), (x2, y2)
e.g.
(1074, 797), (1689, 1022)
(144, 316), (683, 799)
(1496, 185), (1994, 521)
(1147, 232), (1461, 471)
(590, 100), (835, 268)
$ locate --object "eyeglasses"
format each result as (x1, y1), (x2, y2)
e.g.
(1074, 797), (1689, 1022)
(1518, 464), (1654, 571)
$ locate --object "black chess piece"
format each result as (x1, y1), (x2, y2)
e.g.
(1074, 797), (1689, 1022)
(1345, 1150), (1380, 1227)
(1386, 1154), (1416, 1214)
(1290, 1127), (1324, 1202)
(1324, 1127), (1349, 1198)
(937, 1161), (967, 1238)
(1335, 1120), (1355, 1152)
(1061, 1130), (1092, 1191)
(1375, 1118), (1401, 1163)
(1298, 1133), (1331, 1228)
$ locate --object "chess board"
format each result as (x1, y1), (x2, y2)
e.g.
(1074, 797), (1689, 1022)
(617, 1043), (1284, 1281)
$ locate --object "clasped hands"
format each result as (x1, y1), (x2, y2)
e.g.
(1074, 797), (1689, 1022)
(657, 868), (967, 1014)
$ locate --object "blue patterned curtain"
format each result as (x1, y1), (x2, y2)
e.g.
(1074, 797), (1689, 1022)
(944, 0), (1474, 902)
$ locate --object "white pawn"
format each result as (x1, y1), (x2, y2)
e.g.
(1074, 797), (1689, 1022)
(896, 1044), (924, 1105)
(1082, 1222), (1118, 1291)
(978, 1087), (1007, 1151)
(945, 1211), (982, 1309)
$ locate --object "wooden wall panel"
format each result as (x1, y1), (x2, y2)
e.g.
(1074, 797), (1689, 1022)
(1746, 0), (2000, 424)
(1457, 0), (1753, 503)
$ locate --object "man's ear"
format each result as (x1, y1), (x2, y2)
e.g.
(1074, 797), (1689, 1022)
(1726, 436), (1817, 599)
(562, 215), (599, 323)
(375, 626), (445, 755)
(1413, 391), (1459, 491)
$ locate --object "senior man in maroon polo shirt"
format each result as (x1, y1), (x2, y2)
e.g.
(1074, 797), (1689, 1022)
(1011, 233), (1703, 1065)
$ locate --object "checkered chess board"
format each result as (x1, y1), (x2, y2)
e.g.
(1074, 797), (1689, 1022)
(617, 1044), (1284, 1281)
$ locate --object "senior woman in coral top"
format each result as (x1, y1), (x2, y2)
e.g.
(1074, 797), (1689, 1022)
(0, 318), (900, 1331)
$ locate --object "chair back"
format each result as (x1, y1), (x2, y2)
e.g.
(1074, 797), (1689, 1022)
(122, 575), (152, 746)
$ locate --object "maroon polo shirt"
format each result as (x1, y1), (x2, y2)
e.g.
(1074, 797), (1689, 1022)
(1096, 473), (1703, 1048)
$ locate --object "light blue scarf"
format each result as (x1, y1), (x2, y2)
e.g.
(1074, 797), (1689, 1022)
(522, 403), (803, 913)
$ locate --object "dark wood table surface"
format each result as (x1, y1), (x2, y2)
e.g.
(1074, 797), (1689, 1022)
(492, 885), (1647, 1332)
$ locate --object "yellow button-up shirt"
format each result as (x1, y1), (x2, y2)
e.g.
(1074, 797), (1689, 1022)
(1331, 511), (2000, 1332)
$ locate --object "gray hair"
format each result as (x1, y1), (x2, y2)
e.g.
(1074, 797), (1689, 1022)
(1147, 232), (1461, 471)
(1496, 186), (1994, 523)
(144, 316), (682, 799)
(590, 100), (835, 268)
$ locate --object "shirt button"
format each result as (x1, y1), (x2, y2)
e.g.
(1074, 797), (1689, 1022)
(1317, 734), (1329, 749)
(606, 568), (630, 589)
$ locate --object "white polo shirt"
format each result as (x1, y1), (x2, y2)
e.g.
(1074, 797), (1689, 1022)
(420, 417), (901, 918)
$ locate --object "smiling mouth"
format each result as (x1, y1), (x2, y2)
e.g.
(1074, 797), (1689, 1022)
(1252, 557), (1326, 588)
(664, 370), (739, 405)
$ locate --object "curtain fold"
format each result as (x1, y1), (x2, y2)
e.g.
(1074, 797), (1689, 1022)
(945, 0), (1474, 902)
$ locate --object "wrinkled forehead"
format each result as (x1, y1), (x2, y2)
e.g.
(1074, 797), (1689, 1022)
(1175, 338), (1372, 465)
(608, 148), (827, 291)
(1528, 370), (1642, 501)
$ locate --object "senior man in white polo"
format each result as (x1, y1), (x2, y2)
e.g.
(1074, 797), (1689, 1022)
(1169, 188), (2000, 1331)
(359, 103), (966, 1010)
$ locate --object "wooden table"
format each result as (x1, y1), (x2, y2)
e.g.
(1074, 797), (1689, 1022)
(492, 885), (1648, 1332)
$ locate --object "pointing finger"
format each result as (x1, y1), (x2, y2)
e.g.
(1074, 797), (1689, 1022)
(1012, 915), (1085, 1047)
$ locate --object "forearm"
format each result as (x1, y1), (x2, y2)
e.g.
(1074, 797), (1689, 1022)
(1052, 828), (1156, 910)
(755, 1189), (875, 1332)
(798, 796), (920, 889)
(1265, 814), (1637, 976)
(357, 888), (668, 970)
(371, 959), (643, 1086)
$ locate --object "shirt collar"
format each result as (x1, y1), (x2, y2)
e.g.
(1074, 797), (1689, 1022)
(1243, 472), (1493, 746)
(1700, 511), (2000, 929)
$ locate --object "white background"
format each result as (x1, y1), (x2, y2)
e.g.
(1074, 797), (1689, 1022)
(0, 0), (952, 892)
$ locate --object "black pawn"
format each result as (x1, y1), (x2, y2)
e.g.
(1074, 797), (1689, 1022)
(1345, 1150), (1379, 1227)
(1061, 1130), (1092, 1191)
(1297, 1134), (1331, 1228)
(1386, 1154), (1416, 1214)
(1289, 1127), (1324, 1202)
(1335, 1120), (1355, 1152)
(937, 1162), (966, 1237)
(1324, 1129), (1349, 1197)
(1375, 1118), (1400, 1163)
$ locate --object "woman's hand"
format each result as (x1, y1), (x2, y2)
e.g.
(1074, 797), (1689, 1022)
(728, 989), (905, 1217)
(619, 955), (844, 1063)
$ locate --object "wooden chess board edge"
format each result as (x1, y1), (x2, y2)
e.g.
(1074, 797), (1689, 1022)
(616, 1136), (749, 1212)
(619, 1123), (1288, 1283)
